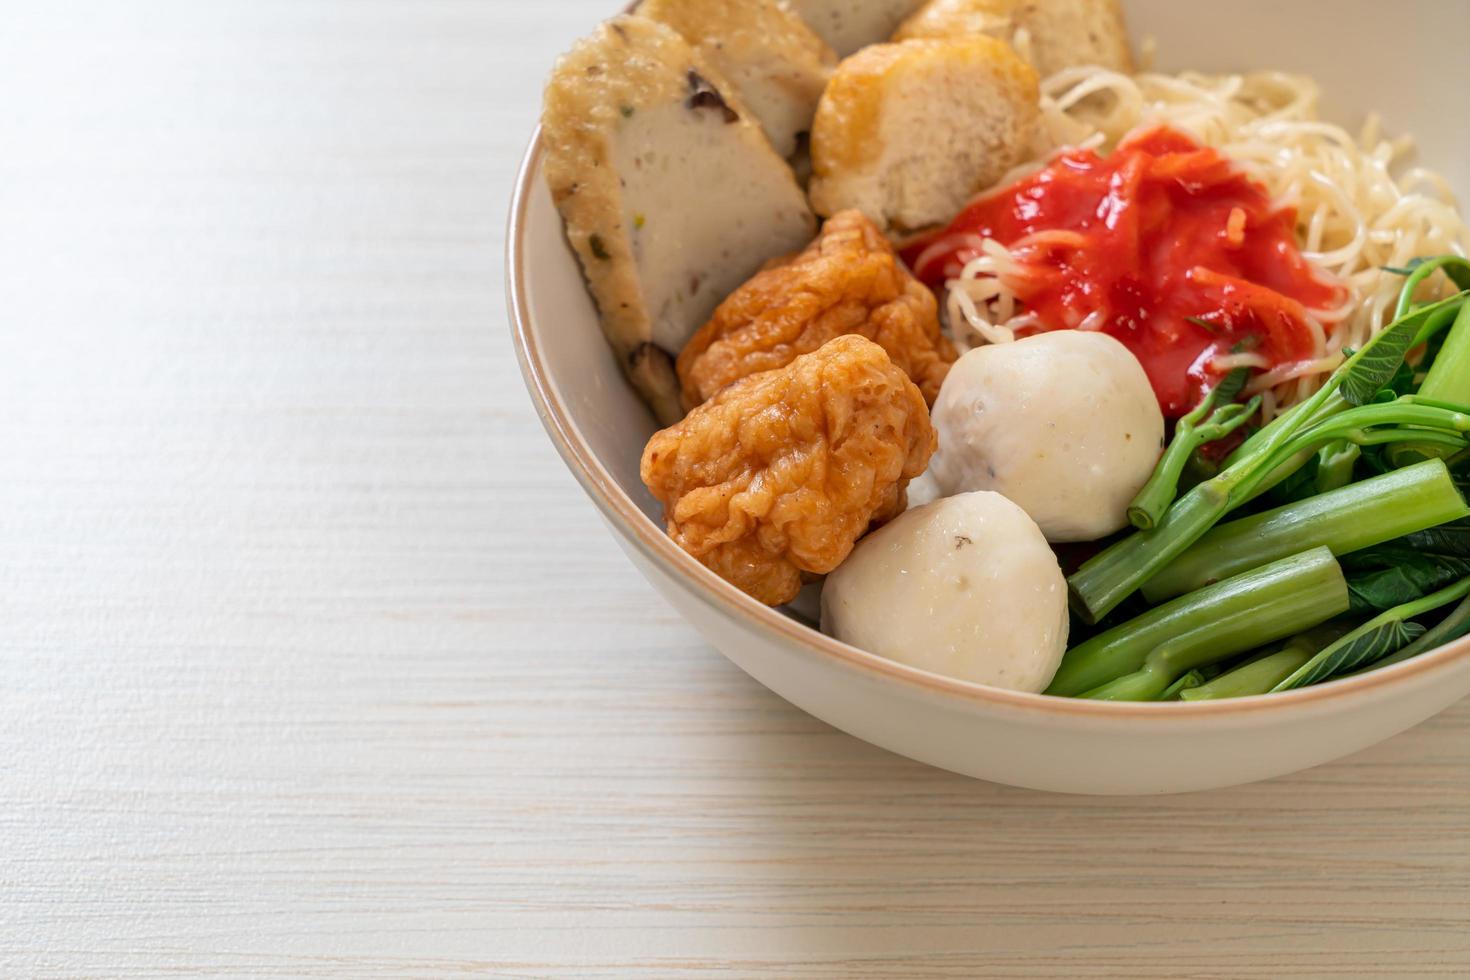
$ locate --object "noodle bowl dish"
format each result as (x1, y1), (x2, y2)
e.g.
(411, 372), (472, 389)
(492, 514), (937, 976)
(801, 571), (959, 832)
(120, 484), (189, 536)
(510, 0), (1470, 791)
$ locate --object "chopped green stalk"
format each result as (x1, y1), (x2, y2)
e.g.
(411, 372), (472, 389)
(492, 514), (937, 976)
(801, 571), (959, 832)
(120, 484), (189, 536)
(1128, 376), (1261, 530)
(1390, 301), (1470, 467)
(1314, 441), (1360, 494)
(1160, 670), (1206, 700)
(1181, 650), (1312, 701)
(1081, 627), (1220, 701)
(1180, 625), (1350, 700)
(1069, 294), (1465, 623)
(1273, 575), (1470, 691)
(1351, 592), (1470, 674)
(1142, 459), (1469, 602)
(1421, 302), (1470, 400)
(1068, 480), (1232, 623)
(1048, 548), (1348, 697)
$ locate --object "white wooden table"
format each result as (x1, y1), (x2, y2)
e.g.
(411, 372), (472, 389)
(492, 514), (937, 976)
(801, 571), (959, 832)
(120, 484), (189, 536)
(4, 2), (1470, 976)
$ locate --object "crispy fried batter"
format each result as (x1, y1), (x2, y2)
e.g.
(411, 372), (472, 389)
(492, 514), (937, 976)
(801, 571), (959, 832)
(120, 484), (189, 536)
(643, 335), (936, 605)
(676, 210), (957, 411)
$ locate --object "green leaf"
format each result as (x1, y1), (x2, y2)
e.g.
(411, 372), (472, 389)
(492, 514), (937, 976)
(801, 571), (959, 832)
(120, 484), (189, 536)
(1342, 293), (1469, 405)
(1342, 546), (1470, 613)
(1397, 523), (1470, 557)
(1361, 594), (1470, 673)
(1377, 360), (1417, 400)
(1213, 366), (1251, 405)
(1343, 316), (1429, 405)
(1275, 619), (1426, 690)
(1185, 315), (1221, 333)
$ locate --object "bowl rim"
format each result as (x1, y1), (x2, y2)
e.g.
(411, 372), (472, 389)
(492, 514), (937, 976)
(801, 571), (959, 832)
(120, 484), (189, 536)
(507, 127), (1470, 721)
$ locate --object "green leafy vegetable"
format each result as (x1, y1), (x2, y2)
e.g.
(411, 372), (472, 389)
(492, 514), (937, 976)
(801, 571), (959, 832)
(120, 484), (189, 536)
(1340, 301), (1445, 404)
(1356, 593), (1470, 674)
(1273, 575), (1470, 691)
(1069, 290), (1468, 623)
(1342, 546), (1470, 612)
(1273, 620), (1426, 690)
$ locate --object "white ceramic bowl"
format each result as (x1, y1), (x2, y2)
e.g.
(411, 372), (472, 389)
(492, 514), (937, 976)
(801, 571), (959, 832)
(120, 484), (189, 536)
(509, 0), (1470, 794)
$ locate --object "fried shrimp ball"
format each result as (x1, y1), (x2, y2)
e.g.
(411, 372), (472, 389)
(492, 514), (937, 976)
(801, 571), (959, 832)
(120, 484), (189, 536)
(642, 335), (937, 605)
(676, 210), (957, 411)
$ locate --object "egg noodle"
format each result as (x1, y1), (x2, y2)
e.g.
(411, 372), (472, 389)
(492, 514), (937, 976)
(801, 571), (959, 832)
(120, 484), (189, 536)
(932, 67), (1470, 418)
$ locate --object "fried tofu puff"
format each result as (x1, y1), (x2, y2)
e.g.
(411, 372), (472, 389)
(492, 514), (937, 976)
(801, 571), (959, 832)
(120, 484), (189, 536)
(676, 210), (956, 411)
(893, 0), (1134, 77)
(642, 335), (936, 605)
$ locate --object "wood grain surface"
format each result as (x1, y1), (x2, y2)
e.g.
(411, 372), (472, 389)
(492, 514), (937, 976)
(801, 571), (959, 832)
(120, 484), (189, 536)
(3, 1), (1469, 976)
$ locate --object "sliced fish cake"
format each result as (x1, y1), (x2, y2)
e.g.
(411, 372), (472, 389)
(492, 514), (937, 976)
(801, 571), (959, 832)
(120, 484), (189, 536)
(637, 0), (836, 159)
(543, 16), (817, 423)
(785, 0), (928, 57)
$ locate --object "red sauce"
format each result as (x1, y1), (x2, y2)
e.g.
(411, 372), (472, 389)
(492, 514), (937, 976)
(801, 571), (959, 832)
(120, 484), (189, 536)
(902, 126), (1349, 417)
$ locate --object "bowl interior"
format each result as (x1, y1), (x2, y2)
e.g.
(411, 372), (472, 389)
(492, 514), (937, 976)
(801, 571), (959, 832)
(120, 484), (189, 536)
(516, 0), (1470, 666)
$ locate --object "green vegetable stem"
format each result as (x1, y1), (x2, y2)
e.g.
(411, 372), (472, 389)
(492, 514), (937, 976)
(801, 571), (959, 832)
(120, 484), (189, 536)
(1313, 441), (1360, 495)
(1142, 458), (1470, 602)
(1179, 625), (1351, 701)
(1046, 548), (1349, 699)
(1181, 649), (1311, 700)
(1128, 369), (1260, 531)
(1159, 670), (1206, 700)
